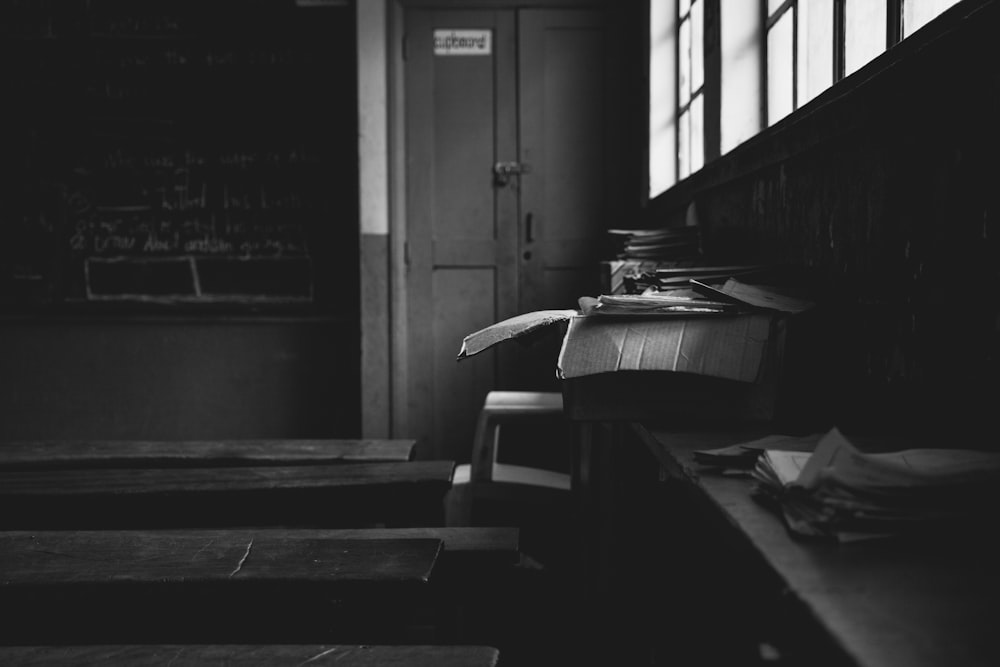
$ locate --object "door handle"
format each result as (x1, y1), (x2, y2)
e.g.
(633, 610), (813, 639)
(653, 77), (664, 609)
(493, 161), (531, 187)
(525, 212), (534, 244)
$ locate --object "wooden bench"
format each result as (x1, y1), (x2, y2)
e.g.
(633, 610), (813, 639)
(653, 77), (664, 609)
(0, 527), (521, 645)
(0, 442), (522, 652)
(0, 645), (500, 666)
(0, 438), (418, 470)
(0, 460), (456, 529)
(0, 529), (443, 645)
(291, 526), (521, 569)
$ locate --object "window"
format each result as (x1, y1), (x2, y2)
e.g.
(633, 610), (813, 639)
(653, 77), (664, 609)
(650, 0), (962, 195)
(766, 2), (795, 125)
(765, 0), (834, 126)
(649, 0), (709, 197)
(766, 0), (959, 122)
(843, 0), (888, 76)
(648, 0), (677, 198)
(798, 0), (834, 106)
(904, 0), (960, 36)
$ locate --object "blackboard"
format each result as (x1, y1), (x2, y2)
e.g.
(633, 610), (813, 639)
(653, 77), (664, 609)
(1, 0), (357, 311)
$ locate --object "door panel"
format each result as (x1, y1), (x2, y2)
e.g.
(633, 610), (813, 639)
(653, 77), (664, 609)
(405, 10), (518, 460)
(506, 9), (616, 392)
(519, 10), (612, 311)
(432, 266), (497, 462)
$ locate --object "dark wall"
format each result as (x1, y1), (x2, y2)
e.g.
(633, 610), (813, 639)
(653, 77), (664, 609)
(647, 0), (999, 441)
(0, 320), (358, 440)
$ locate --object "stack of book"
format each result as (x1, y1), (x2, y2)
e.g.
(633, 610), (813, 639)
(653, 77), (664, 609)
(750, 428), (1000, 542)
(600, 227), (704, 295)
(606, 226), (701, 260)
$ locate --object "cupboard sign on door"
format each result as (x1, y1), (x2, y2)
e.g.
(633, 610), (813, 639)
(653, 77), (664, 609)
(432, 29), (492, 56)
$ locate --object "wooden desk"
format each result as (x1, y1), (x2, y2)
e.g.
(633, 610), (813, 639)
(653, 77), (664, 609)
(0, 438), (418, 470)
(570, 420), (1000, 667)
(0, 530), (442, 645)
(0, 645), (501, 666)
(0, 461), (455, 528)
(292, 526), (521, 568)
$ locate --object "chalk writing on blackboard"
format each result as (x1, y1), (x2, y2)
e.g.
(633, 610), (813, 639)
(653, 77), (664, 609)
(2, 0), (355, 310)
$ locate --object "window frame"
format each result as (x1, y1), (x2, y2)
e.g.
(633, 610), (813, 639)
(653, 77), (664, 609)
(649, 0), (961, 198)
(763, 0), (915, 124)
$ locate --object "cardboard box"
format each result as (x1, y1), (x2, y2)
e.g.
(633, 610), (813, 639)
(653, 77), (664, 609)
(459, 309), (786, 424)
(557, 313), (773, 382)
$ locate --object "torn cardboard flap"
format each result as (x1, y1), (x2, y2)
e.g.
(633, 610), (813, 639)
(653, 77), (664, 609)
(457, 309), (578, 359)
(556, 313), (773, 382)
(458, 306), (776, 385)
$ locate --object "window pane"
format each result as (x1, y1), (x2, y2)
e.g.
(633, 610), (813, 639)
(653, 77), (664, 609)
(679, 108), (691, 180)
(680, 0), (691, 17)
(845, 0), (886, 76)
(691, 93), (704, 173)
(679, 15), (691, 106)
(720, 0), (763, 154)
(767, 10), (794, 126)
(691, 0), (704, 93)
(798, 0), (833, 106)
(649, 0), (677, 196)
(768, 0), (787, 15)
(904, 0), (960, 36)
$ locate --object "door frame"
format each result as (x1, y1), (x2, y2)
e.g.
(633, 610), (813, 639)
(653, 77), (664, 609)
(364, 0), (627, 441)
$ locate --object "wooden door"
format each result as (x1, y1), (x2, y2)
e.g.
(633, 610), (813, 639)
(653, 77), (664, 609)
(508, 9), (626, 391)
(404, 6), (628, 462)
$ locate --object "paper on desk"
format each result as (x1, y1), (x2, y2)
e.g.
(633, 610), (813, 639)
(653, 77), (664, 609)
(693, 433), (823, 469)
(752, 427), (1000, 541)
(757, 450), (813, 487)
(794, 427), (1000, 492)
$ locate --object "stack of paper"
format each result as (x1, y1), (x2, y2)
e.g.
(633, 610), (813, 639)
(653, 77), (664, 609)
(751, 428), (1000, 541)
(690, 277), (816, 313)
(655, 264), (772, 289)
(578, 293), (741, 317)
(606, 226), (702, 260)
